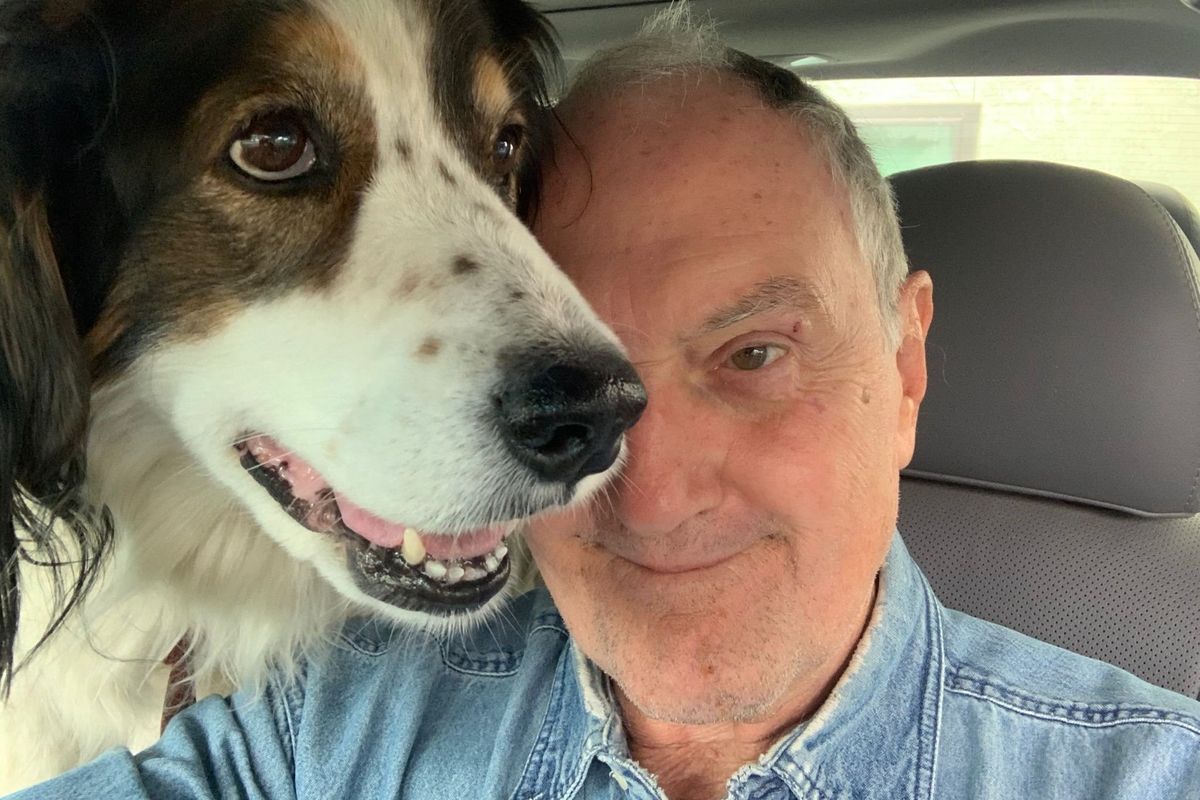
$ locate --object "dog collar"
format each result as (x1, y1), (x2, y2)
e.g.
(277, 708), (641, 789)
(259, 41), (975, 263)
(161, 635), (196, 733)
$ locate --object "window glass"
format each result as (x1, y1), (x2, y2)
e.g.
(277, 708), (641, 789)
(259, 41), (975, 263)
(816, 76), (1200, 209)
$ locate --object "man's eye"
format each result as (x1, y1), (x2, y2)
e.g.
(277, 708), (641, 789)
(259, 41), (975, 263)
(728, 345), (785, 371)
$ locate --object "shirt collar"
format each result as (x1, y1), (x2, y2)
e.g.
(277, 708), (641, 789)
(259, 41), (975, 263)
(512, 532), (945, 800)
(759, 532), (946, 799)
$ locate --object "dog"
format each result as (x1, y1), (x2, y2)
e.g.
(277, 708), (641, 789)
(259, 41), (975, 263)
(0, 0), (646, 790)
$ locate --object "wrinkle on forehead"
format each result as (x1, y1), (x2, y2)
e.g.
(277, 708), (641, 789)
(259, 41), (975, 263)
(696, 276), (829, 337)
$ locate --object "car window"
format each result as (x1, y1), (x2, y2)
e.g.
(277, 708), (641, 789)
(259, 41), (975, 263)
(816, 75), (1200, 208)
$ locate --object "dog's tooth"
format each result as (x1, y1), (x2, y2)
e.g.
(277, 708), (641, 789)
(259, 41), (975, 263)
(484, 555), (500, 572)
(444, 565), (465, 585)
(493, 544), (508, 561)
(463, 566), (486, 582)
(315, 503), (340, 529)
(401, 528), (426, 566)
(423, 560), (447, 580)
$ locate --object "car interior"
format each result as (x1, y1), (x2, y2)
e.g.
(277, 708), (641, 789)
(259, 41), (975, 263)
(542, 0), (1200, 701)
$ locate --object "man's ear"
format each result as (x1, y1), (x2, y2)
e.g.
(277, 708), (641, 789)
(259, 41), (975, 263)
(894, 270), (934, 470)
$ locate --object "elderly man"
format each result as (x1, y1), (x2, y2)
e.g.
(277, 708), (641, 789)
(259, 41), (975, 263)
(519, 17), (1200, 800)
(7, 13), (1200, 800)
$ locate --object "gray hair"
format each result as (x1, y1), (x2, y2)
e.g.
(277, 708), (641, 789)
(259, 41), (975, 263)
(563, 5), (910, 347)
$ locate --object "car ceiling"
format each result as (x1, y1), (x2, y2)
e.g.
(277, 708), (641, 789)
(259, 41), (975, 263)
(538, 0), (1200, 79)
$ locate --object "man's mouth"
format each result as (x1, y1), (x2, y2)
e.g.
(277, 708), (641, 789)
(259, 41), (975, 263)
(234, 434), (515, 613)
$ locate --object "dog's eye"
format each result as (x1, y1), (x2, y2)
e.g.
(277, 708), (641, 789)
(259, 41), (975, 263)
(490, 124), (525, 175)
(229, 112), (317, 182)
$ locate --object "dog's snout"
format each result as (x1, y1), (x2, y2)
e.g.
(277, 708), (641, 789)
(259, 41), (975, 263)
(495, 349), (647, 484)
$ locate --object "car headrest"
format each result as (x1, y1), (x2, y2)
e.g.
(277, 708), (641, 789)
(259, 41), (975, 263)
(1137, 180), (1200, 259)
(892, 160), (1200, 517)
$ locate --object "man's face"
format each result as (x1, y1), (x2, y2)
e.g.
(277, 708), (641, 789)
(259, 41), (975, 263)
(529, 77), (932, 725)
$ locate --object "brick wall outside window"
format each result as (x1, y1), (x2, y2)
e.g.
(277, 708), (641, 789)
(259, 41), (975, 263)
(818, 76), (1200, 210)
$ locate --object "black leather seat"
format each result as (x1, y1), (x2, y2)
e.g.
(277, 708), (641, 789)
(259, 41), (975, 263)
(891, 160), (1200, 699)
(1138, 180), (1200, 259)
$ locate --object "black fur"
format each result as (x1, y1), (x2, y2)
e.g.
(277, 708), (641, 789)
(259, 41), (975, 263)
(0, 0), (113, 697)
(0, 0), (287, 695)
(0, 195), (106, 697)
(429, 0), (562, 219)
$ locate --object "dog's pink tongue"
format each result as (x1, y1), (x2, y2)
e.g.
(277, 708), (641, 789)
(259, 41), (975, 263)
(335, 496), (409, 548)
(245, 435), (506, 557)
(335, 496), (505, 559)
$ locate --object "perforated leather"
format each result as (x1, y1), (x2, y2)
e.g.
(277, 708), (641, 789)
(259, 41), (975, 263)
(900, 479), (1200, 698)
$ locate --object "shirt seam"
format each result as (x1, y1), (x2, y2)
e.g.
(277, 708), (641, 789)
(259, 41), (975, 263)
(1133, 182), (1200, 511)
(923, 582), (946, 800)
(333, 607), (565, 659)
(775, 762), (832, 800)
(508, 639), (575, 800)
(334, 623), (393, 657)
(273, 668), (303, 793)
(943, 683), (1200, 736)
(440, 621), (569, 677)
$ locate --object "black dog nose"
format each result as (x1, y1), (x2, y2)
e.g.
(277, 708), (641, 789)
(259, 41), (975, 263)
(495, 348), (647, 484)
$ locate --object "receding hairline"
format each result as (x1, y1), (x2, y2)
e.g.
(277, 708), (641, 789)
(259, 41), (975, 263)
(551, 69), (817, 161)
(546, 5), (910, 348)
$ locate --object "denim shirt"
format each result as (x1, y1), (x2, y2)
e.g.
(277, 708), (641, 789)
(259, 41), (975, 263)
(9, 533), (1200, 800)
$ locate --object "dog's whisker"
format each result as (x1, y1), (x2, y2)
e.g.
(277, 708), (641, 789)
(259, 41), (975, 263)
(229, 429), (342, 447)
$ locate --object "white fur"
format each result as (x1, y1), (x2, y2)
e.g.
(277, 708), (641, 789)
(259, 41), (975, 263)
(0, 1), (624, 790)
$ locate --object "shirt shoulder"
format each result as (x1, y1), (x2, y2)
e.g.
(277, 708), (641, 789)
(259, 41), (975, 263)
(935, 608), (1200, 799)
(288, 588), (570, 800)
(331, 586), (567, 666)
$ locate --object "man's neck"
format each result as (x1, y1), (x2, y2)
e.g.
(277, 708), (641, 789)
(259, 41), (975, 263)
(617, 704), (800, 800)
(616, 583), (878, 800)
(616, 671), (836, 800)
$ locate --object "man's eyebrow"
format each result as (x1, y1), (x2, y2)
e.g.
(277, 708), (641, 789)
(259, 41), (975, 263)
(695, 276), (828, 336)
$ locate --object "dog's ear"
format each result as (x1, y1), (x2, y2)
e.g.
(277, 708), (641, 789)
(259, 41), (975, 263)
(0, 2), (115, 696)
(0, 196), (113, 698)
(484, 0), (563, 220)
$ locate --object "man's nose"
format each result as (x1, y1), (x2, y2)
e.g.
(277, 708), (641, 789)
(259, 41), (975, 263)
(612, 389), (723, 534)
(494, 348), (647, 485)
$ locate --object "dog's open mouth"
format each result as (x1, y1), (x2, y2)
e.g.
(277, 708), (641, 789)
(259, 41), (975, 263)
(234, 435), (514, 613)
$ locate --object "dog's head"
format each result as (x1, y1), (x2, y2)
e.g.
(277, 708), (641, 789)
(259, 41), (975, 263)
(0, 0), (645, 685)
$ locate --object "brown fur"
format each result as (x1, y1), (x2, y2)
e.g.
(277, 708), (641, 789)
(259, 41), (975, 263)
(90, 7), (379, 370)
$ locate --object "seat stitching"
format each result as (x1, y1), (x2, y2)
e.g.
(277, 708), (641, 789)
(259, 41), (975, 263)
(1133, 185), (1200, 511)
